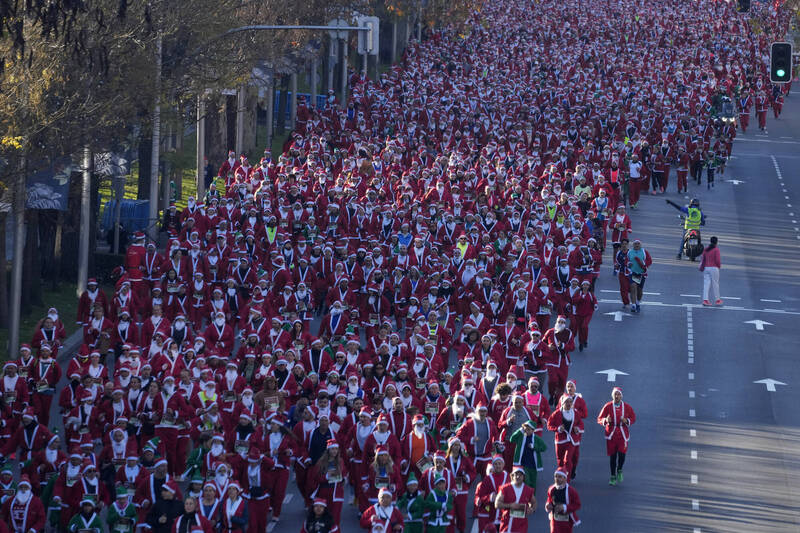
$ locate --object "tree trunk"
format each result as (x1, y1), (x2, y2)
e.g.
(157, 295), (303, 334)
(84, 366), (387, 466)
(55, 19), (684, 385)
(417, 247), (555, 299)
(276, 75), (288, 135)
(0, 212), (8, 329)
(138, 133), (152, 200)
(52, 211), (64, 290)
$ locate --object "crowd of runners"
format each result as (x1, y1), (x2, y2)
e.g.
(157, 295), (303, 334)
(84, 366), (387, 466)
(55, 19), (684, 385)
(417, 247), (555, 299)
(0, 0), (792, 532)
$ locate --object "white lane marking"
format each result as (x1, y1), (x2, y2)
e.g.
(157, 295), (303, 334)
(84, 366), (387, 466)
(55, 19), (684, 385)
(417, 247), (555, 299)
(753, 378), (787, 392)
(470, 519), (479, 533)
(284, 494), (293, 504)
(690, 429), (696, 437)
(744, 319), (773, 331)
(689, 409), (696, 417)
(689, 373), (695, 380)
(691, 450), (698, 460)
(689, 391), (695, 398)
(691, 474), (698, 484)
(642, 291), (661, 295)
(721, 296), (741, 300)
(692, 499), (700, 511)
(599, 300), (800, 315)
(681, 294), (701, 298)
(761, 299), (782, 303)
(694, 529), (702, 533)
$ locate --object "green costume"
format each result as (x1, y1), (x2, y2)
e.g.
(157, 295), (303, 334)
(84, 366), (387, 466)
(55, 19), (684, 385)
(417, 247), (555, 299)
(107, 487), (137, 533)
(509, 427), (548, 488)
(424, 486), (454, 533)
(68, 511), (103, 532)
(183, 445), (208, 478)
(397, 489), (426, 533)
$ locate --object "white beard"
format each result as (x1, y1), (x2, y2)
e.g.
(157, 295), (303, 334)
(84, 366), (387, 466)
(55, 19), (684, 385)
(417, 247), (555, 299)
(555, 322), (566, 332)
(46, 448), (58, 463)
(15, 490), (31, 504)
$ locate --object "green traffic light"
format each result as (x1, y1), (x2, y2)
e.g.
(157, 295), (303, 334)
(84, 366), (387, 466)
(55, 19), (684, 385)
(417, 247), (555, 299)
(776, 69), (786, 77)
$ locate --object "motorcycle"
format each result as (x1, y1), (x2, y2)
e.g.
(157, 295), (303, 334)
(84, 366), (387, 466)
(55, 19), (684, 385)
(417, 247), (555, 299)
(680, 216), (703, 261)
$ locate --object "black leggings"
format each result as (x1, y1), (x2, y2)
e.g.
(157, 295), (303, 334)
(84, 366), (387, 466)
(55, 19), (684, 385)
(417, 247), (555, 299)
(610, 452), (626, 475)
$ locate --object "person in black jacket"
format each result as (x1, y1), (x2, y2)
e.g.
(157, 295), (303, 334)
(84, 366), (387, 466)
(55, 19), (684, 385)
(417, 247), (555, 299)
(146, 480), (184, 533)
(301, 499), (340, 533)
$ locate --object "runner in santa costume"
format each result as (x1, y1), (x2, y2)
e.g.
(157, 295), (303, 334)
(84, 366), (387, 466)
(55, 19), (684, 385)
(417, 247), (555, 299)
(219, 483), (248, 533)
(455, 402), (499, 477)
(0, 475), (45, 533)
(359, 488), (404, 532)
(597, 387), (636, 486)
(1, 407), (52, 463)
(545, 469), (581, 533)
(239, 449), (271, 533)
(445, 437), (476, 533)
(308, 439), (347, 524)
(494, 466), (536, 533)
(170, 496), (213, 533)
(541, 316), (575, 407)
(401, 414), (436, 481)
(474, 455), (509, 532)
(547, 396), (584, 480)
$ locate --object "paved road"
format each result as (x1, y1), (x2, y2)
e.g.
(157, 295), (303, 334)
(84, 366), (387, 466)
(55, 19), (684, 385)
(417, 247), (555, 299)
(42, 102), (800, 533)
(296, 102), (800, 532)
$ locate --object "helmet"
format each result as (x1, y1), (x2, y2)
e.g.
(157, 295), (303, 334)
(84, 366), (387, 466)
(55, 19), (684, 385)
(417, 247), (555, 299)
(689, 198), (700, 208)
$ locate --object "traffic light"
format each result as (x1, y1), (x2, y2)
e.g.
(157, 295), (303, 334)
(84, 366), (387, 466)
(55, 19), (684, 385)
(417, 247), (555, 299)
(737, 0), (750, 13)
(770, 42), (793, 84)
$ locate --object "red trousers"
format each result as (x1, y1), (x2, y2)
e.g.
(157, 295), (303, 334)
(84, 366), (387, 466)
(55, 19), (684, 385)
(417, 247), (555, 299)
(606, 434), (629, 455)
(551, 520), (575, 533)
(248, 497), (269, 533)
(739, 113), (749, 132)
(535, 314), (550, 333)
(267, 467), (290, 518)
(572, 313), (592, 345)
(676, 169), (688, 192)
(555, 442), (578, 474)
(547, 364), (569, 400)
(629, 179), (642, 205)
(32, 393), (54, 427)
(618, 274), (630, 305)
(757, 110), (767, 129)
(154, 426), (179, 476)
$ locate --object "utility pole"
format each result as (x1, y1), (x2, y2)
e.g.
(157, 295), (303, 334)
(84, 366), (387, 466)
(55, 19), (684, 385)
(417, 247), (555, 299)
(290, 73), (298, 130)
(311, 58), (319, 110)
(235, 86), (245, 155)
(148, 33), (162, 243)
(196, 94), (206, 200)
(266, 81), (274, 156)
(76, 146), (92, 298)
(8, 153), (26, 356)
(341, 37), (348, 104)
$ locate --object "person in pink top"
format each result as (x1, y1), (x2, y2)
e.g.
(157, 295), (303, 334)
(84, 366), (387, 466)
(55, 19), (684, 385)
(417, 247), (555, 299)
(699, 236), (722, 306)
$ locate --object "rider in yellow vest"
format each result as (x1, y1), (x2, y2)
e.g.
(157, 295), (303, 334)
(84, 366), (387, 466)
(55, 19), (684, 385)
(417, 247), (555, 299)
(666, 198), (705, 259)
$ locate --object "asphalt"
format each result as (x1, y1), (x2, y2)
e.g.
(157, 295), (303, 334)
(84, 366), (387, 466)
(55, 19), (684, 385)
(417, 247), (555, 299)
(40, 98), (800, 533)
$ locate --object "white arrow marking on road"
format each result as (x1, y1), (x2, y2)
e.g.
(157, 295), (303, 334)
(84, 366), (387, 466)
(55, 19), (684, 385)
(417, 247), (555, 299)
(604, 311), (631, 322)
(744, 319), (773, 331)
(726, 179), (745, 185)
(596, 369), (629, 382)
(753, 379), (787, 392)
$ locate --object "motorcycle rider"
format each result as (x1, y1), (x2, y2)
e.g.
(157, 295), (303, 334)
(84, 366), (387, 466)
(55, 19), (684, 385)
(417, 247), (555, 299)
(666, 198), (705, 259)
